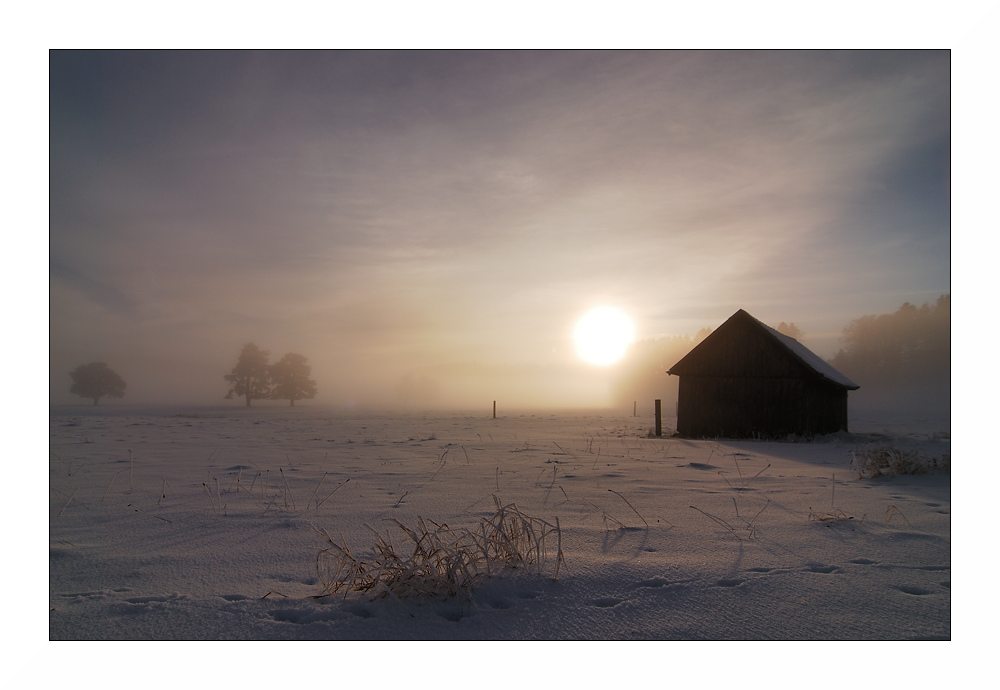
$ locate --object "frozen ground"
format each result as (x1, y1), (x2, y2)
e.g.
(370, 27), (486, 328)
(49, 404), (950, 643)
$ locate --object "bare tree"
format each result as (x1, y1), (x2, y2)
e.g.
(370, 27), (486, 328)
(224, 343), (271, 406)
(70, 362), (126, 406)
(270, 353), (318, 406)
(776, 322), (803, 340)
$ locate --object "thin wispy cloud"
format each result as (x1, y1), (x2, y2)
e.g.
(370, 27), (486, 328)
(50, 50), (949, 407)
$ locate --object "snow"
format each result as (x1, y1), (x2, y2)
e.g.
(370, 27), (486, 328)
(49, 404), (950, 648)
(754, 313), (860, 390)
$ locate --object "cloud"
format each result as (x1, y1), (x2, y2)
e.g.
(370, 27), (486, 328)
(49, 51), (950, 406)
(50, 262), (138, 318)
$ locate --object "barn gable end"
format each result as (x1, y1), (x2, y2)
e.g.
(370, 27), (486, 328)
(667, 309), (858, 438)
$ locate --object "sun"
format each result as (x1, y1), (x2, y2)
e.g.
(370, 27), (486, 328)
(573, 306), (635, 366)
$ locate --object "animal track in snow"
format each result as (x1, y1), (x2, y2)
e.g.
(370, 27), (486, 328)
(592, 597), (623, 608)
(892, 585), (933, 596)
(270, 608), (306, 623)
(716, 578), (744, 587)
(60, 590), (108, 600)
(805, 565), (839, 574)
(850, 558), (877, 565)
(635, 577), (691, 591)
(438, 605), (467, 622)
(346, 604), (372, 618)
(125, 594), (187, 604)
(269, 607), (339, 624)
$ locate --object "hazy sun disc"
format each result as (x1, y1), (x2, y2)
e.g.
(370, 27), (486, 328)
(573, 307), (635, 366)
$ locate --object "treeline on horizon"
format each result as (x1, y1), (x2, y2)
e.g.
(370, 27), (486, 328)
(610, 295), (951, 409)
(829, 295), (950, 388)
(65, 297), (949, 410)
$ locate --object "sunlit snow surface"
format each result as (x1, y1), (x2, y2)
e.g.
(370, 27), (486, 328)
(50, 405), (950, 640)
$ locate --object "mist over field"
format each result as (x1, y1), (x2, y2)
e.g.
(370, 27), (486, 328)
(40, 43), (963, 655)
(50, 51), (949, 416)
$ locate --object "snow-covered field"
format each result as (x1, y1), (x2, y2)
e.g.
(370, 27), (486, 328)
(49, 405), (950, 642)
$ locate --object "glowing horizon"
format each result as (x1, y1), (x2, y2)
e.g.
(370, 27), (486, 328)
(48, 51), (950, 408)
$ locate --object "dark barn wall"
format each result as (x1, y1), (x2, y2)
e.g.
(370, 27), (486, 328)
(670, 311), (852, 438)
(677, 375), (848, 438)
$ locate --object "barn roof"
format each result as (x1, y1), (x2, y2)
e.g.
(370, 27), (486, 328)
(668, 309), (860, 390)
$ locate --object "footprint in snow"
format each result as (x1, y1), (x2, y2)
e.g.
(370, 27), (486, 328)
(805, 565), (839, 574)
(270, 608), (306, 624)
(592, 597), (623, 608)
(346, 604), (373, 619)
(125, 594), (185, 604)
(439, 607), (465, 622)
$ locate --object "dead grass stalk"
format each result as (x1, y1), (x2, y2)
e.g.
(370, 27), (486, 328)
(852, 445), (949, 479)
(314, 496), (562, 600)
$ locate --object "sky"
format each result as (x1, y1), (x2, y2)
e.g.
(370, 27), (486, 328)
(48, 50), (951, 408)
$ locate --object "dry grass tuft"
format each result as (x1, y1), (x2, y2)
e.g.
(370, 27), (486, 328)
(852, 445), (950, 479)
(313, 496), (564, 600)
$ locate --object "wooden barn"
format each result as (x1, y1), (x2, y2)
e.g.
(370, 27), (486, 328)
(667, 309), (859, 438)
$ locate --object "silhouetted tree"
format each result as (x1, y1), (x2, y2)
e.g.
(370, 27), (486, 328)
(270, 353), (317, 406)
(224, 343), (271, 406)
(70, 362), (126, 406)
(776, 322), (803, 339)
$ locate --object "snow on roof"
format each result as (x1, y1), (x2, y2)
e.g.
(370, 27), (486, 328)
(750, 313), (859, 389)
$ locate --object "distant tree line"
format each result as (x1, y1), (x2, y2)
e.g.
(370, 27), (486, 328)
(610, 298), (949, 411)
(830, 295), (950, 388)
(224, 343), (318, 406)
(66, 299), (947, 410)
